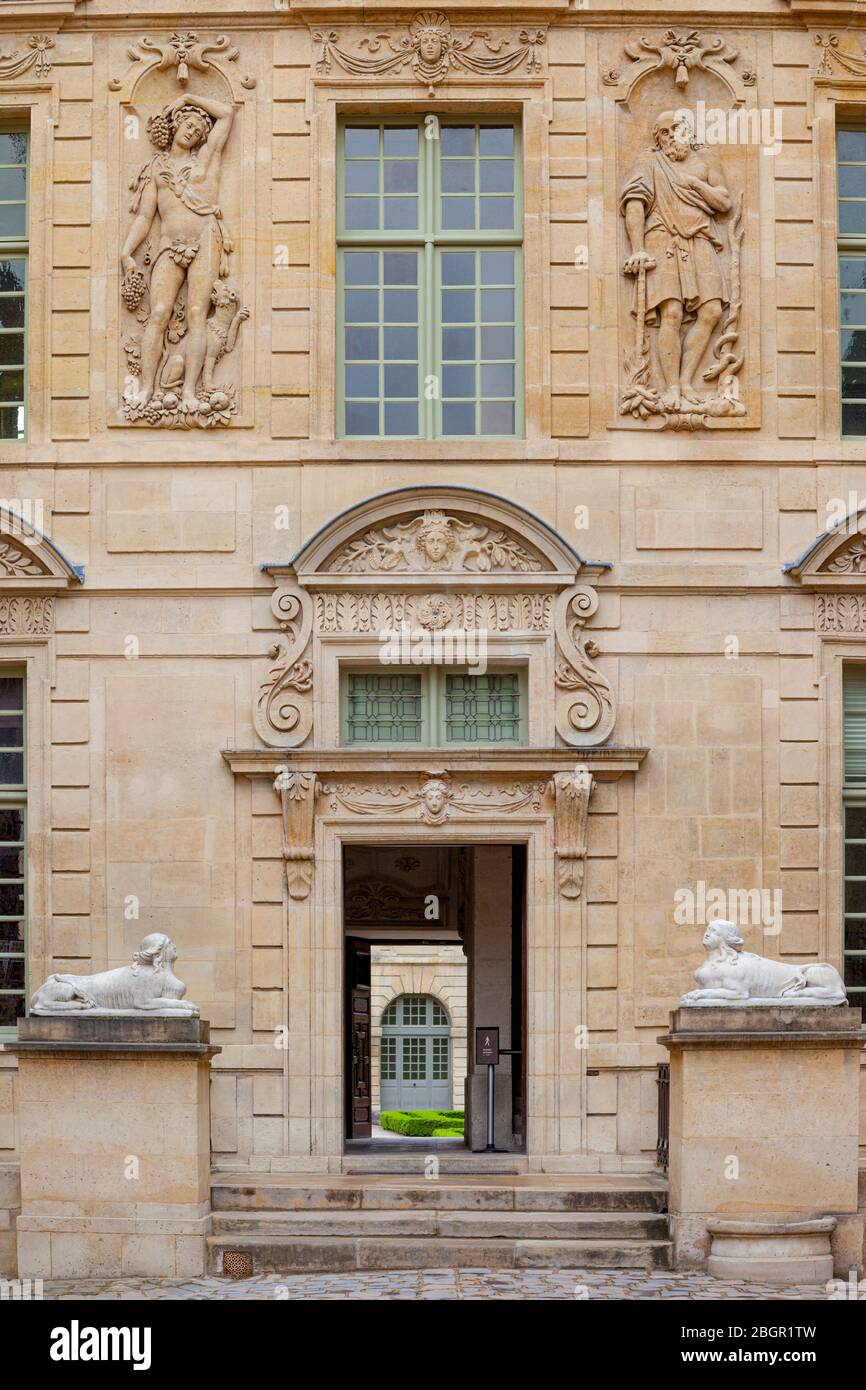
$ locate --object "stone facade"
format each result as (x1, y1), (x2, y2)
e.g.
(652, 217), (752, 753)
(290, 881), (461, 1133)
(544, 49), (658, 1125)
(0, 0), (865, 1271)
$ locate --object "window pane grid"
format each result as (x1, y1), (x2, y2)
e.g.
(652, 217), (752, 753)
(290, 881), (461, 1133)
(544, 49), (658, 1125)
(338, 118), (521, 439)
(432, 1036), (449, 1081)
(439, 247), (517, 437)
(380, 1036), (397, 1081)
(444, 672), (521, 743)
(402, 1035), (426, 1081)
(345, 673), (423, 744)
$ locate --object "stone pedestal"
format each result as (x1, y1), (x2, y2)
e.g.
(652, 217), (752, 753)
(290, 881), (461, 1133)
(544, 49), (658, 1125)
(660, 1006), (864, 1280)
(10, 1016), (219, 1280)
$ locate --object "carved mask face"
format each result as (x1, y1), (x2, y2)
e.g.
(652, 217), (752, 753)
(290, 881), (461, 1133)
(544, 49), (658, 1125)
(423, 781), (447, 816)
(419, 32), (443, 63)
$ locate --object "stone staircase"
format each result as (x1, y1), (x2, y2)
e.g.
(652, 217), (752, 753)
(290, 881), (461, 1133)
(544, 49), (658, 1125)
(208, 1172), (671, 1274)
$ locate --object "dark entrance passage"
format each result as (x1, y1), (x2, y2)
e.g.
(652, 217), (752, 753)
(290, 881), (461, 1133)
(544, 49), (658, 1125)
(342, 843), (526, 1154)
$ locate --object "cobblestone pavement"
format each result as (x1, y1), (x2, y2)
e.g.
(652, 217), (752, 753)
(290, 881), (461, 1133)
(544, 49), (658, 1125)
(41, 1269), (829, 1300)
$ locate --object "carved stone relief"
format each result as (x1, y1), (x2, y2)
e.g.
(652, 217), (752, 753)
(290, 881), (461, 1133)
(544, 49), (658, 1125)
(0, 596), (54, 634)
(254, 587), (314, 749)
(555, 587), (615, 746)
(327, 510), (545, 575)
(816, 595), (866, 633)
(814, 33), (866, 79)
(116, 33), (251, 429)
(0, 35), (53, 79)
(610, 31), (754, 431)
(274, 767), (317, 900)
(314, 11), (546, 96)
(320, 774), (548, 824)
(315, 592), (555, 634)
(550, 767), (595, 900)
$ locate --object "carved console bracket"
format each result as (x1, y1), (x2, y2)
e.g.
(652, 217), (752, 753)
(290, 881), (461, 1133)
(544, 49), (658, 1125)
(550, 766), (595, 900)
(313, 11), (546, 96)
(254, 582), (314, 749)
(274, 766), (317, 900)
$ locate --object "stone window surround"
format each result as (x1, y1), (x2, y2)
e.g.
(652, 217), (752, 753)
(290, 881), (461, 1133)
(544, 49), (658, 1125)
(308, 78), (552, 454)
(0, 84), (54, 448)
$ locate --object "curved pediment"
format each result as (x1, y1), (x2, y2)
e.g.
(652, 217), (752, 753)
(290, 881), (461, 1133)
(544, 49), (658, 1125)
(784, 512), (866, 589)
(0, 510), (83, 592)
(286, 487), (607, 588)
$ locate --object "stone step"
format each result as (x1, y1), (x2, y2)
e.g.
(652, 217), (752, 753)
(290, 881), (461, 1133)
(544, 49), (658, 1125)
(341, 1154), (528, 1175)
(212, 1208), (670, 1241)
(207, 1232), (672, 1275)
(210, 1177), (667, 1215)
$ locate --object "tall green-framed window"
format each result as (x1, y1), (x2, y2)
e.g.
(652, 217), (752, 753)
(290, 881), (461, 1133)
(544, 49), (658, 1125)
(837, 128), (866, 435)
(0, 673), (25, 1031)
(340, 667), (526, 746)
(337, 117), (523, 439)
(0, 130), (28, 441)
(843, 667), (866, 1009)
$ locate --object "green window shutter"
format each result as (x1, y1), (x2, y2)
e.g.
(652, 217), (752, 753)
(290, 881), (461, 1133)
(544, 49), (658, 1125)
(844, 668), (866, 782)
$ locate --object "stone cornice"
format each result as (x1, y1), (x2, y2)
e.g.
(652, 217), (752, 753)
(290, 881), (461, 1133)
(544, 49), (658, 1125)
(222, 746), (648, 778)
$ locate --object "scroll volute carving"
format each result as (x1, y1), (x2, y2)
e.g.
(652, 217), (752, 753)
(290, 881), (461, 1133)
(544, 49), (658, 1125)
(554, 585), (615, 747)
(550, 767), (596, 900)
(117, 34), (250, 429)
(274, 767), (317, 901)
(254, 580), (314, 749)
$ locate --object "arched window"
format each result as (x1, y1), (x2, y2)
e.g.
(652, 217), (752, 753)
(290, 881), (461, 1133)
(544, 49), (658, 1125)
(380, 994), (451, 1111)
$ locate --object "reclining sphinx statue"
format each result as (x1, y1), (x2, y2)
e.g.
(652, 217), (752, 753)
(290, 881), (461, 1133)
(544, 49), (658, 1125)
(679, 920), (847, 1007)
(30, 933), (200, 1016)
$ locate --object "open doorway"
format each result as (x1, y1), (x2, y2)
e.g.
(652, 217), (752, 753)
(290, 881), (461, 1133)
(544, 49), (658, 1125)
(343, 843), (526, 1155)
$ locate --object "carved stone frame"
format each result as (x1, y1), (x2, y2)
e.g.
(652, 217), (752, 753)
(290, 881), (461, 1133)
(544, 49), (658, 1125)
(307, 71), (554, 455)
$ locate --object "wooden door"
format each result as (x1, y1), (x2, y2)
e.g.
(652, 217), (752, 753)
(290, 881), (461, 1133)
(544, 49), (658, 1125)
(346, 938), (372, 1139)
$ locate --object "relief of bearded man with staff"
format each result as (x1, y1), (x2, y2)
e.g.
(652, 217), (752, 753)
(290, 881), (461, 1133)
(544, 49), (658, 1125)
(121, 93), (237, 415)
(620, 110), (735, 414)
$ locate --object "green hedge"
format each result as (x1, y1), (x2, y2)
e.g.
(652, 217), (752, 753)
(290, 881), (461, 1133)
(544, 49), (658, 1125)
(380, 1109), (465, 1137)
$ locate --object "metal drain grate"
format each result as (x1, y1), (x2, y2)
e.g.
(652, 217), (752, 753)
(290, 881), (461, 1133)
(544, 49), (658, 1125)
(223, 1250), (254, 1279)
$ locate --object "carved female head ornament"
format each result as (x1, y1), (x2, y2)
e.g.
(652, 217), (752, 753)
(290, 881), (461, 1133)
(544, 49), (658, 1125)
(414, 510), (458, 567)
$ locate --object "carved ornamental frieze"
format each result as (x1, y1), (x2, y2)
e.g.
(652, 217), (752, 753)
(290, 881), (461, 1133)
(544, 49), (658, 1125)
(0, 36), (53, 79)
(606, 31), (756, 431)
(113, 33), (252, 429)
(254, 488), (617, 753)
(313, 12), (546, 96)
(0, 510), (83, 635)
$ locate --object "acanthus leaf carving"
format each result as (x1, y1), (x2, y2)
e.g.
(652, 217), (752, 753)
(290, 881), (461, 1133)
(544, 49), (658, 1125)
(550, 766), (595, 900)
(315, 591), (554, 634)
(816, 594), (866, 633)
(255, 591), (314, 749)
(328, 510), (545, 575)
(314, 12), (545, 97)
(554, 586), (615, 746)
(0, 596), (54, 635)
(274, 767), (317, 900)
